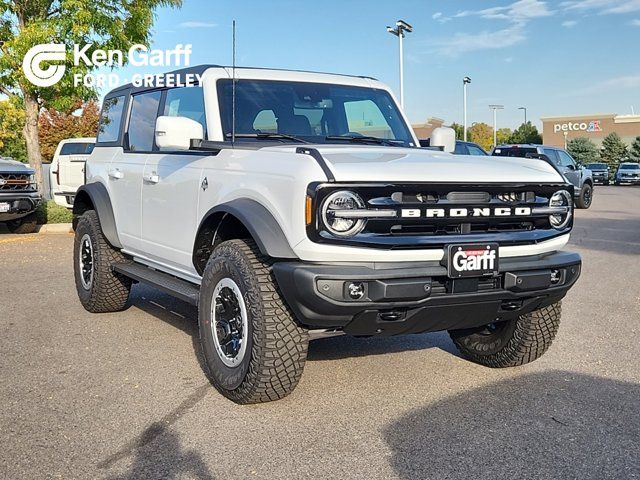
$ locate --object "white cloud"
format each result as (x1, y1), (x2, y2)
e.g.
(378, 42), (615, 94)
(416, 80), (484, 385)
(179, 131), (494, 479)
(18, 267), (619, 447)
(571, 74), (640, 95)
(432, 12), (442, 19)
(454, 0), (553, 21)
(178, 21), (217, 28)
(561, 0), (640, 14)
(430, 24), (527, 57)
(631, 18), (640, 25)
(562, 20), (578, 27)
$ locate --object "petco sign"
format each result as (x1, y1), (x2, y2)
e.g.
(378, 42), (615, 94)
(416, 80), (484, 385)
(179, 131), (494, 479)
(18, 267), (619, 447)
(553, 120), (603, 134)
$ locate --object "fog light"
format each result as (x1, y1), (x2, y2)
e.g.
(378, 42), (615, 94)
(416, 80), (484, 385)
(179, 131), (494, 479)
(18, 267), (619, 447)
(551, 269), (562, 284)
(347, 282), (365, 300)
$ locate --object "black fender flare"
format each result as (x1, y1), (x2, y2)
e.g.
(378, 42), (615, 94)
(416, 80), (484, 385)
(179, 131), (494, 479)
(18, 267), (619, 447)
(198, 199), (298, 259)
(73, 182), (122, 249)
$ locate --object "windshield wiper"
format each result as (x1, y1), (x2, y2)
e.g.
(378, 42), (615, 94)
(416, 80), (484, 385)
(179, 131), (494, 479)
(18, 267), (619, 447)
(225, 133), (309, 144)
(325, 135), (404, 147)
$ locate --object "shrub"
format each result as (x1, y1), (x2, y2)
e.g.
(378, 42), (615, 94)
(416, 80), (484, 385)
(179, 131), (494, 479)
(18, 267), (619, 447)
(36, 200), (73, 224)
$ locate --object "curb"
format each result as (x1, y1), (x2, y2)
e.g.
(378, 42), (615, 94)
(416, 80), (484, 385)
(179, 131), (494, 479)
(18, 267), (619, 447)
(37, 223), (73, 234)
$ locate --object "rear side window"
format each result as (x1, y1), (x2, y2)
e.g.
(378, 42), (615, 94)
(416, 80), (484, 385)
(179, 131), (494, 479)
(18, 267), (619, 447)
(467, 145), (486, 156)
(164, 87), (206, 134)
(97, 95), (126, 143)
(454, 142), (468, 155)
(60, 143), (94, 155)
(127, 91), (162, 152)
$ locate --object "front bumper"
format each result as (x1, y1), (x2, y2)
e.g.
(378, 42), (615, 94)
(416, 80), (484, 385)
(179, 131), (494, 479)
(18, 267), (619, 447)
(617, 176), (640, 185)
(0, 192), (41, 222)
(273, 251), (581, 336)
(592, 174), (609, 184)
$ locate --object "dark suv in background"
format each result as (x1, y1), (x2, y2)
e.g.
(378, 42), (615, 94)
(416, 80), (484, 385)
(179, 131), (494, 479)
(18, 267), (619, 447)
(492, 144), (594, 209)
(585, 163), (610, 185)
(0, 157), (41, 233)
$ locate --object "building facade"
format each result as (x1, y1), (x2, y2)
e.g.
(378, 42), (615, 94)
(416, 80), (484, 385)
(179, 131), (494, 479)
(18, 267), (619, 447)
(541, 113), (640, 148)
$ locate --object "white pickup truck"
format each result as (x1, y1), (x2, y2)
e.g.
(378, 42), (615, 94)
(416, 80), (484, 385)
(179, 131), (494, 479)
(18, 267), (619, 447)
(73, 65), (581, 404)
(50, 137), (95, 208)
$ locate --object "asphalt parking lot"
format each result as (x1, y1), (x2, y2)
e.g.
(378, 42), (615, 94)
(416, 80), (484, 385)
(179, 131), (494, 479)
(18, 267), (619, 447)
(1, 186), (639, 480)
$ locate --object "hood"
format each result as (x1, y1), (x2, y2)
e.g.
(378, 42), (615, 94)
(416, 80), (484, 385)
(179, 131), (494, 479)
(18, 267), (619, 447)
(264, 145), (564, 183)
(0, 157), (34, 174)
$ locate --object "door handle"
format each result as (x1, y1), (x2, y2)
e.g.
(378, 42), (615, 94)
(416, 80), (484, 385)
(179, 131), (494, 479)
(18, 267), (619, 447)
(143, 172), (160, 184)
(108, 169), (123, 180)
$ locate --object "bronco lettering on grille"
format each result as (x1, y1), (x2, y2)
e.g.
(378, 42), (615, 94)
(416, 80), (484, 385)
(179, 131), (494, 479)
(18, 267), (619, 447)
(401, 207), (532, 218)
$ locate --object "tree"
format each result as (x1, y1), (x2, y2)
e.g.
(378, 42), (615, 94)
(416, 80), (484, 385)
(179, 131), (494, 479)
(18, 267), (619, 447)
(496, 128), (512, 146)
(449, 122), (464, 140)
(626, 136), (640, 162)
(600, 132), (628, 166)
(38, 101), (99, 162)
(0, 0), (182, 192)
(508, 121), (542, 144)
(566, 137), (600, 165)
(468, 122), (494, 151)
(0, 97), (27, 161)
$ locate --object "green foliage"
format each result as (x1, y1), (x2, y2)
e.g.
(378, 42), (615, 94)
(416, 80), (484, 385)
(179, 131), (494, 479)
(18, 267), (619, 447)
(468, 122), (494, 151)
(627, 136), (640, 162)
(0, 97), (27, 161)
(36, 200), (73, 224)
(508, 122), (542, 144)
(600, 132), (628, 165)
(449, 122), (464, 140)
(496, 128), (512, 146)
(566, 137), (600, 165)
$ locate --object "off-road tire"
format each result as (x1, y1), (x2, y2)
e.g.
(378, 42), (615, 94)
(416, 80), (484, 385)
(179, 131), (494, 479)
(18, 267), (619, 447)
(198, 239), (309, 404)
(74, 210), (131, 313)
(575, 184), (593, 209)
(449, 302), (562, 368)
(6, 212), (37, 234)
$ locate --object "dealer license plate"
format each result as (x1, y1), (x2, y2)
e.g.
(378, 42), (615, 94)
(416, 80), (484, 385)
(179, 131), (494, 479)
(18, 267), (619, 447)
(0, 202), (10, 213)
(447, 243), (499, 278)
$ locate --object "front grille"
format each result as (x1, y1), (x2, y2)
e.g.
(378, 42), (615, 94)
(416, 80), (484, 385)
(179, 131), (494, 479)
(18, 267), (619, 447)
(0, 173), (35, 192)
(309, 183), (573, 249)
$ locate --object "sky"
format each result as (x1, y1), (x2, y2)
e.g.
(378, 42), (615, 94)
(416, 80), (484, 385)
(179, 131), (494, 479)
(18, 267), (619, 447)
(109, 0), (640, 130)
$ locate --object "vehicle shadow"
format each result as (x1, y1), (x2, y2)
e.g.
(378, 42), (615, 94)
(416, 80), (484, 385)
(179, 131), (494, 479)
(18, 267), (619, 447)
(128, 284), (457, 364)
(384, 370), (640, 480)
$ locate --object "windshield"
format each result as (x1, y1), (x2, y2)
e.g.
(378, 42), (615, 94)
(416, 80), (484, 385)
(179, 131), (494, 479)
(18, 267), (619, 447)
(620, 164), (640, 169)
(586, 163), (607, 169)
(60, 142), (94, 155)
(217, 79), (415, 146)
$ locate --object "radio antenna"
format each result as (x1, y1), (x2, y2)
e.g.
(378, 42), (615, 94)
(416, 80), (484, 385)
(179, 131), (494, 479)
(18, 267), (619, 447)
(231, 20), (237, 147)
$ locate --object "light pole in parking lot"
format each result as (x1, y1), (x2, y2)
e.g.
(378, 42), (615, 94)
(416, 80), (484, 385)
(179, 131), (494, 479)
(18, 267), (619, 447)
(489, 104), (504, 148)
(518, 106), (527, 124)
(387, 20), (413, 109)
(463, 76), (471, 141)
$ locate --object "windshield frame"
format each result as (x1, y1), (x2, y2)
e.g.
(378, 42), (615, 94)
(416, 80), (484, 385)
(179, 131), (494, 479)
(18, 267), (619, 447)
(216, 79), (416, 147)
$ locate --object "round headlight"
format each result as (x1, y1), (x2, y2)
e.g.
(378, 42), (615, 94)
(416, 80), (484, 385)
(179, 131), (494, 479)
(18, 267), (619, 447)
(549, 190), (572, 229)
(321, 190), (366, 237)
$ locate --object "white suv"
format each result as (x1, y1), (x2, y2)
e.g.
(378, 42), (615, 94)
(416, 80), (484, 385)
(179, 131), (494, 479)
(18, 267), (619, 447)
(50, 137), (95, 208)
(73, 65), (581, 404)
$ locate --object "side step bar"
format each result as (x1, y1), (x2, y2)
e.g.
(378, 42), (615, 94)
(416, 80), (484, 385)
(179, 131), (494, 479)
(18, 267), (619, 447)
(113, 263), (200, 306)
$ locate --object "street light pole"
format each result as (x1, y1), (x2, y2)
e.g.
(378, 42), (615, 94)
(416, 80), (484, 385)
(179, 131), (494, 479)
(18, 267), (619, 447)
(489, 104), (504, 148)
(387, 20), (413, 109)
(518, 106), (527, 125)
(463, 76), (471, 141)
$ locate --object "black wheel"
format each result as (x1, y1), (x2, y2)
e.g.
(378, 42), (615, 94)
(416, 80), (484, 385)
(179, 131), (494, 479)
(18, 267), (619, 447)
(73, 210), (131, 313)
(575, 183), (593, 209)
(6, 212), (37, 234)
(448, 302), (562, 368)
(198, 239), (309, 404)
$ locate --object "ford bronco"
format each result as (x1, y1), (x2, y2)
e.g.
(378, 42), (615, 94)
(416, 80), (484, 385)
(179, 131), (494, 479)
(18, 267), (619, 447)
(73, 66), (581, 404)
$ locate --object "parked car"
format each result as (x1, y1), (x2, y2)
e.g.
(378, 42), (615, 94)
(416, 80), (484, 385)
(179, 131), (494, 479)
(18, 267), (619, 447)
(585, 163), (610, 185)
(72, 65), (581, 404)
(614, 162), (640, 185)
(492, 144), (594, 209)
(0, 157), (42, 233)
(50, 138), (95, 208)
(420, 139), (488, 155)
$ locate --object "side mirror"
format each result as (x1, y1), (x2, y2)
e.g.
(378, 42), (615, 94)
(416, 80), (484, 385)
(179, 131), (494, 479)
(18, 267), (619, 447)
(430, 127), (456, 153)
(155, 116), (204, 151)
(566, 164), (576, 171)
